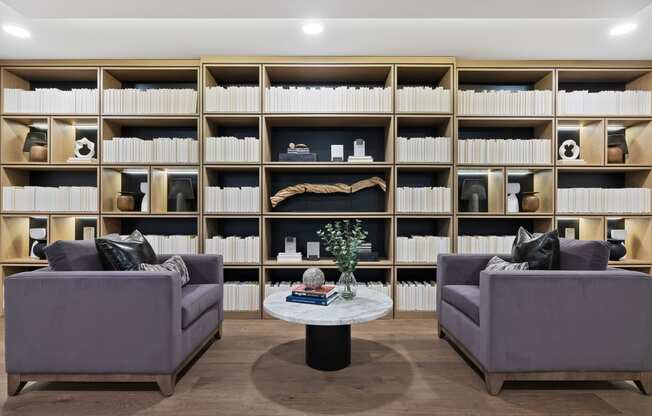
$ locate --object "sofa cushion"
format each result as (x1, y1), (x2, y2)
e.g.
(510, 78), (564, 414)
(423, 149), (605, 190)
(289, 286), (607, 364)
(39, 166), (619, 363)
(95, 230), (157, 271)
(181, 284), (220, 329)
(511, 227), (560, 270)
(442, 285), (480, 325)
(139, 255), (190, 286)
(44, 240), (105, 271)
(559, 238), (609, 271)
(484, 256), (529, 271)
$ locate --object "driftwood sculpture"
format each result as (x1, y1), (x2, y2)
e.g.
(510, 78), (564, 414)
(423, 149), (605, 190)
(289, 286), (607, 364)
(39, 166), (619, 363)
(270, 176), (387, 208)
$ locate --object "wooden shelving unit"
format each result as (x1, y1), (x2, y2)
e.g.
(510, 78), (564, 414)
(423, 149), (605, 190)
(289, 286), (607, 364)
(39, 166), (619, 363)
(2, 57), (652, 317)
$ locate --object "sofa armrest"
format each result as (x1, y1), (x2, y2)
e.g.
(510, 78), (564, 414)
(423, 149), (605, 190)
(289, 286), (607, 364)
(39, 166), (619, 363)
(437, 254), (495, 312)
(158, 254), (223, 286)
(4, 270), (183, 374)
(479, 269), (652, 372)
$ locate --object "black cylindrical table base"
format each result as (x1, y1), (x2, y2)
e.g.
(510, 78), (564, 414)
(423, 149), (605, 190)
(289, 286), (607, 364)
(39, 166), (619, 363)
(305, 324), (351, 371)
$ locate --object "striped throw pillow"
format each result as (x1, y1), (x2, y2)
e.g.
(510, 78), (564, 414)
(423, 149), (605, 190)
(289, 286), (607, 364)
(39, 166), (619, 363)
(484, 256), (529, 271)
(139, 255), (190, 286)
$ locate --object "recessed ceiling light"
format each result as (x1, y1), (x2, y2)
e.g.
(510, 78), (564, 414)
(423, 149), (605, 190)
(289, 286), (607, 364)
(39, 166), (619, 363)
(302, 22), (323, 35)
(609, 22), (637, 37)
(2, 24), (31, 39)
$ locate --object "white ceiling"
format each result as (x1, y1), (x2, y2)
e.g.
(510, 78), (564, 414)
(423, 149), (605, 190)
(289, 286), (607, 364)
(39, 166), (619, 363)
(1, 0), (652, 60)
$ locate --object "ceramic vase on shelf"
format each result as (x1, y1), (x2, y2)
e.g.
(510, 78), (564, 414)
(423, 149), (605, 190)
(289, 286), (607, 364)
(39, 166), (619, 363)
(140, 182), (149, 212)
(117, 192), (136, 211)
(337, 271), (357, 300)
(607, 144), (625, 164)
(521, 192), (540, 212)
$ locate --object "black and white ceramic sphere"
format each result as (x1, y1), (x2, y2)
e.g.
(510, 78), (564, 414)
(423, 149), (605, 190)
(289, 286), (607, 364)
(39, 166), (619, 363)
(302, 267), (325, 290)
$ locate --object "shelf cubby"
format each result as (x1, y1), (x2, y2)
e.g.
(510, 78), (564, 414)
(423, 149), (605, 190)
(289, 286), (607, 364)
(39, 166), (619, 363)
(505, 168), (554, 215)
(50, 215), (98, 242)
(606, 216), (652, 264)
(395, 65), (453, 114)
(51, 117), (99, 164)
(395, 115), (453, 164)
(0, 215), (48, 263)
(606, 119), (652, 166)
(394, 267), (438, 319)
(203, 115), (260, 164)
(262, 115), (392, 163)
(263, 165), (393, 214)
(556, 216), (605, 241)
(396, 166), (452, 214)
(204, 216), (261, 264)
(1, 117), (49, 164)
(456, 216), (554, 253)
(204, 166), (260, 214)
(262, 216), (392, 265)
(151, 167), (199, 214)
(456, 168), (504, 214)
(101, 167), (149, 214)
(203, 64), (261, 113)
(395, 216), (452, 265)
(557, 119), (605, 166)
(101, 215), (199, 236)
(1, 67), (99, 115)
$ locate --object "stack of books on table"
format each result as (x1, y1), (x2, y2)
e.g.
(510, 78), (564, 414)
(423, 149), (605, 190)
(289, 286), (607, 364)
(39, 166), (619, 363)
(357, 242), (378, 261)
(279, 144), (317, 162)
(286, 284), (339, 306)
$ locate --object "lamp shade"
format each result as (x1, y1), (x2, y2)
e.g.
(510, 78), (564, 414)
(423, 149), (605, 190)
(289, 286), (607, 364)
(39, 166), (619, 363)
(607, 132), (629, 155)
(23, 131), (47, 152)
(168, 178), (195, 200)
(460, 179), (487, 201)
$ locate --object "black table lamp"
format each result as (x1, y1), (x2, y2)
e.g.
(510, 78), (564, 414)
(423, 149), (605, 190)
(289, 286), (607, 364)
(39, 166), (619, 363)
(168, 178), (195, 212)
(460, 179), (487, 212)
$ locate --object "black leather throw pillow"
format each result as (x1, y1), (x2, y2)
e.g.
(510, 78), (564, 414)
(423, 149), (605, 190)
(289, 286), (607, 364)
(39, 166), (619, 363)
(95, 230), (157, 271)
(511, 227), (560, 270)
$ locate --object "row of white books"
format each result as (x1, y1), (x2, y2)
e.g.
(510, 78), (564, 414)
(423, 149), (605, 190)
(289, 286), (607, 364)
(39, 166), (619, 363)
(264, 86), (393, 113)
(396, 187), (451, 213)
(557, 90), (652, 115)
(457, 235), (515, 254)
(264, 281), (391, 298)
(396, 236), (450, 263)
(102, 137), (198, 163)
(224, 282), (260, 311)
(3, 88), (98, 114)
(458, 139), (551, 164)
(396, 281), (437, 312)
(205, 86), (260, 112)
(2, 186), (97, 212)
(396, 136), (451, 163)
(103, 89), (197, 114)
(205, 136), (260, 162)
(204, 186), (260, 213)
(557, 188), (651, 213)
(124, 235), (198, 255)
(396, 86), (451, 113)
(205, 236), (260, 263)
(458, 89), (553, 116)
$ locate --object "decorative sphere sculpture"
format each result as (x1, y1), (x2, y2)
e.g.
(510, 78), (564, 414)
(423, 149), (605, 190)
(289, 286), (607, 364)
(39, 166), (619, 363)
(302, 267), (325, 290)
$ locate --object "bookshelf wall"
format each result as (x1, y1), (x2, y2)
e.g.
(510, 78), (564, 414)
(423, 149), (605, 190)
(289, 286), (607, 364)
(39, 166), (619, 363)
(1, 57), (651, 319)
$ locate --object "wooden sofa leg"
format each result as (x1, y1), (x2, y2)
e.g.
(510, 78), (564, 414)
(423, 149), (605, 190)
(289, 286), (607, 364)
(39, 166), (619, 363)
(485, 373), (505, 395)
(635, 373), (652, 395)
(215, 322), (223, 340)
(7, 374), (26, 396)
(156, 374), (175, 397)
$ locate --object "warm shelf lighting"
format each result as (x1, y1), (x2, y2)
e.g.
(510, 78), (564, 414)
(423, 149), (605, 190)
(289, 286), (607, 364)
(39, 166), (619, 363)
(75, 124), (97, 130)
(458, 170), (490, 176)
(2, 24), (31, 39)
(29, 122), (48, 130)
(302, 21), (323, 35)
(558, 125), (581, 132)
(609, 22), (637, 37)
(166, 170), (198, 175)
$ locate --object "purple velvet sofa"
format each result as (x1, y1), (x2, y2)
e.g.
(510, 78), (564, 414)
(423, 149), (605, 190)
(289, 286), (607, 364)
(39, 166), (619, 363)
(437, 238), (652, 395)
(4, 240), (223, 397)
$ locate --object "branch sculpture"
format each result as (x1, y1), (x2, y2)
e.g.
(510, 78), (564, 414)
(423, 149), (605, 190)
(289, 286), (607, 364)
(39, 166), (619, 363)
(270, 176), (387, 208)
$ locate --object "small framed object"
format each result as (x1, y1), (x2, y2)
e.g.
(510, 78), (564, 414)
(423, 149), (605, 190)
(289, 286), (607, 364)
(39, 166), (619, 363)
(331, 145), (344, 162)
(564, 227), (576, 240)
(307, 241), (320, 260)
(353, 139), (365, 157)
(284, 236), (297, 253)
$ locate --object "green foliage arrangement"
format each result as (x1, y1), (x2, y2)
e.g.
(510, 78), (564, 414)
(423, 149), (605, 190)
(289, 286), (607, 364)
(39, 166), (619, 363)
(316, 219), (368, 273)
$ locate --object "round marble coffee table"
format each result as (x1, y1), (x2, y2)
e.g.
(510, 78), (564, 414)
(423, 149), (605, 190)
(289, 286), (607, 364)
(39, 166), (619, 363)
(264, 287), (393, 371)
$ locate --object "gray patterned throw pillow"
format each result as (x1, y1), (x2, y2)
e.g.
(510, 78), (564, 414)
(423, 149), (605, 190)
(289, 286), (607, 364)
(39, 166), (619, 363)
(139, 255), (190, 286)
(484, 256), (529, 271)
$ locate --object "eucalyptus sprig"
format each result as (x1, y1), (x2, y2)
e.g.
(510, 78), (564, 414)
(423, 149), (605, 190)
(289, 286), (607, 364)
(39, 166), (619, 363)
(316, 219), (368, 273)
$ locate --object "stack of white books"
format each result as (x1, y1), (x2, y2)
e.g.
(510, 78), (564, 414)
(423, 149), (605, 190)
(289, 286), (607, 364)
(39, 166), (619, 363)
(457, 235), (515, 254)
(558, 90), (652, 115)
(205, 137), (260, 162)
(205, 86), (260, 112)
(396, 136), (451, 163)
(204, 186), (260, 213)
(103, 89), (197, 114)
(396, 187), (451, 213)
(223, 282), (260, 311)
(458, 89), (553, 116)
(265, 86), (392, 113)
(364, 281), (391, 297)
(458, 139), (551, 164)
(102, 137), (198, 163)
(2, 186), (97, 212)
(557, 188), (651, 213)
(130, 235), (198, 254)
(396, 86), (451, 113)
(205, 235), (260, 263)
(3, 88), (98, 114)
(396, 236), (450, 263)
(396, 281), (437, 312)
(276, 252), (302, 262)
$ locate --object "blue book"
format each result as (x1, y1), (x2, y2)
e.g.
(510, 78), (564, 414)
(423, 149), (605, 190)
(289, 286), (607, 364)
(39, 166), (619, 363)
(286, 294), (339, 306)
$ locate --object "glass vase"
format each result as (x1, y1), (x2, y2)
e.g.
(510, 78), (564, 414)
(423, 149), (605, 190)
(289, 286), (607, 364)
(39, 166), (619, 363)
(337, 271), (357, 300)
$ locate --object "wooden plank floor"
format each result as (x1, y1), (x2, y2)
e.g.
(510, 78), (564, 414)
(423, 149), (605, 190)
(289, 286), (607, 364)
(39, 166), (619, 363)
(1, 318), (651, 415)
